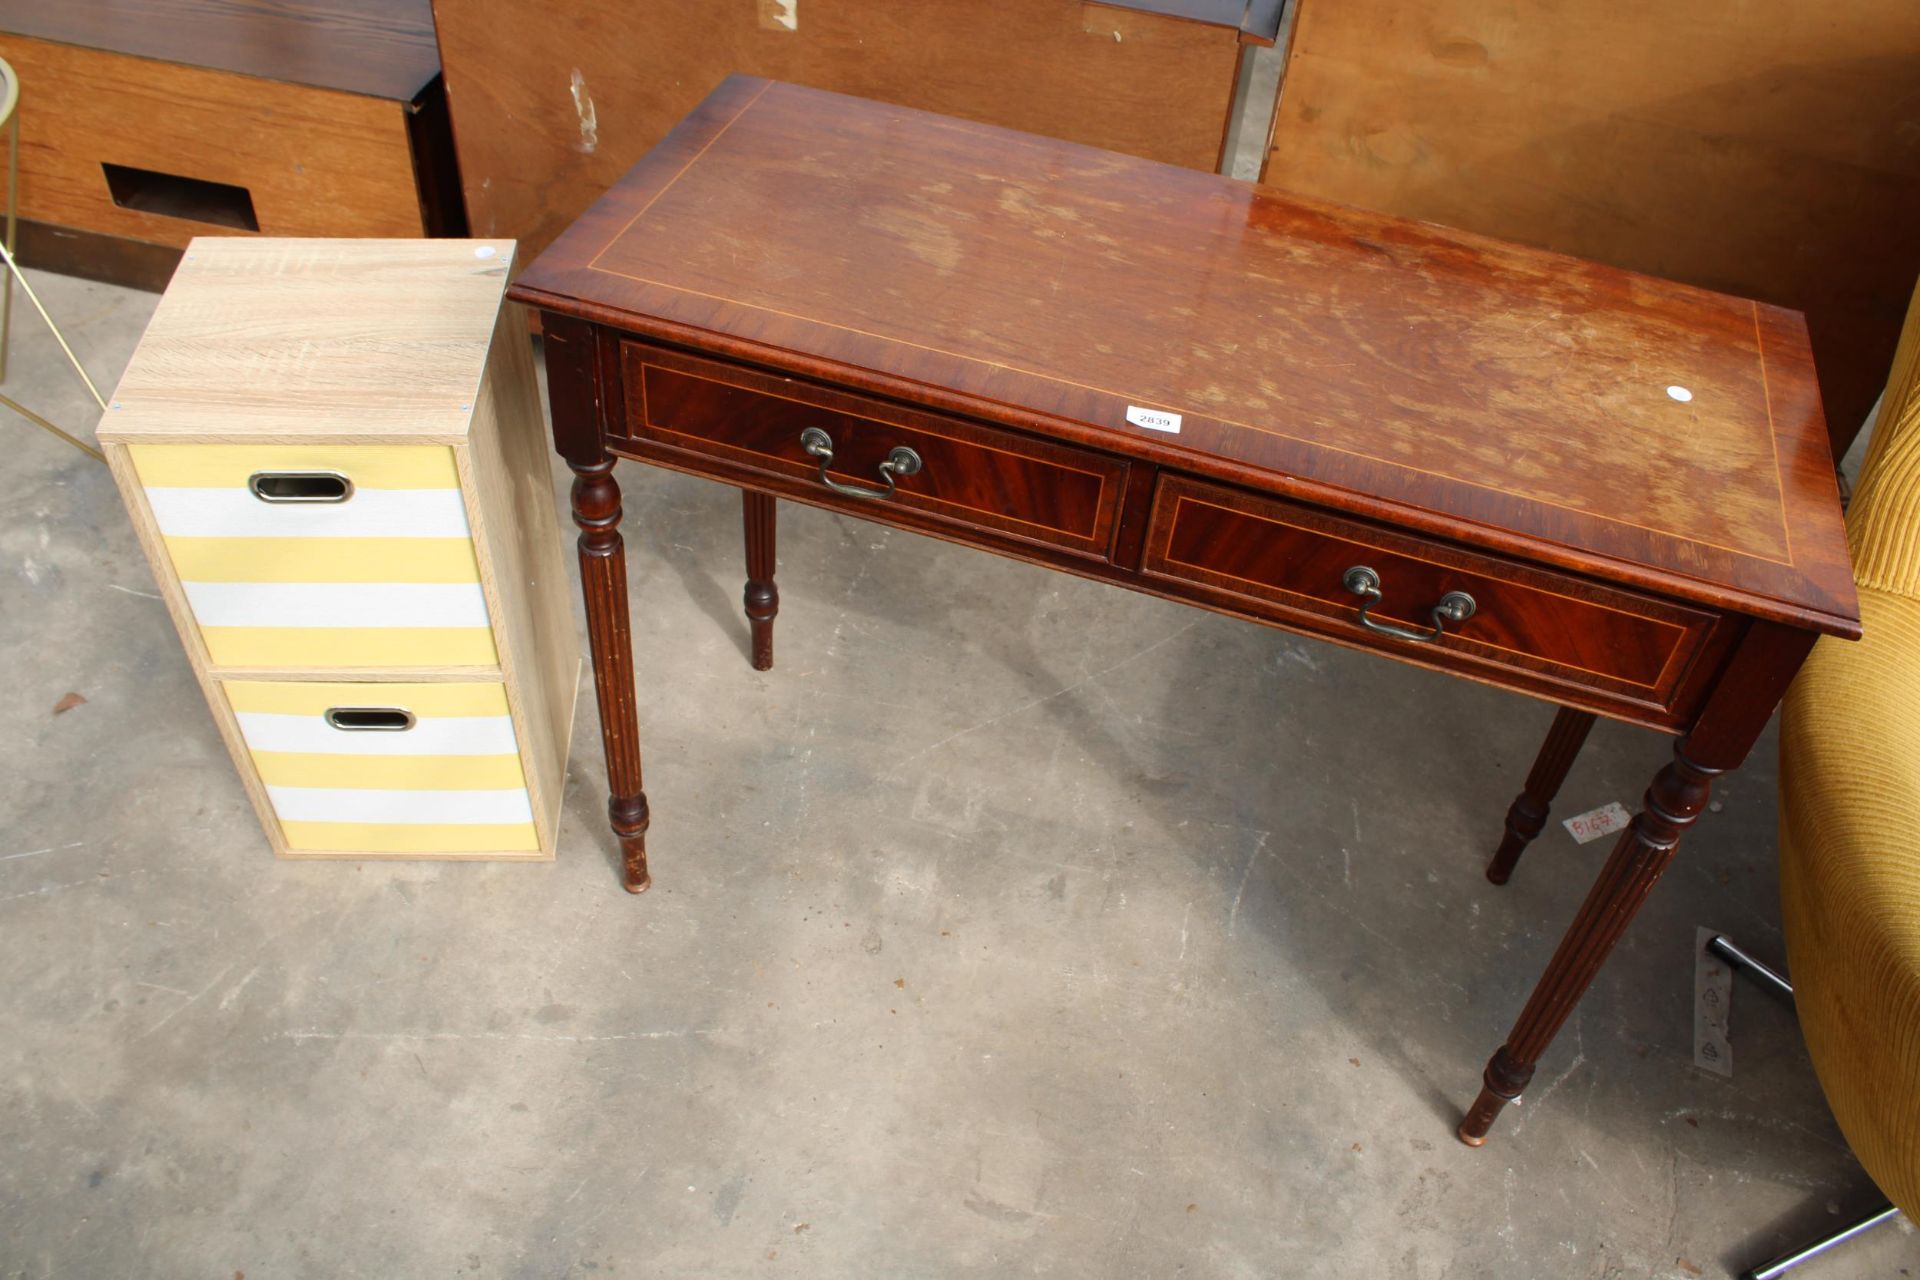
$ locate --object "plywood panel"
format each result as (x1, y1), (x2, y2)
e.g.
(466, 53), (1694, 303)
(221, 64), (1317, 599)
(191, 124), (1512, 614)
(0, 34), (424, 248)
(431, 0), (1247, 260)
(1263, 0), (1920, 452)
(101, 237), (512, 440)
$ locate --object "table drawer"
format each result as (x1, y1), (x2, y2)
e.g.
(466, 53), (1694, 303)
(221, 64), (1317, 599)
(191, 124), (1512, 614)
(625, 345), (1128, 558)
(128, 444), (496, 668)
(222, 680), (541, 856)
(1142, 475), (1721, 711)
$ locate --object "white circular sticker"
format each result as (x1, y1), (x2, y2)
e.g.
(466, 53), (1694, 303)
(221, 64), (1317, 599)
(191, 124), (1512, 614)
(1666, 385), (1693, 402)
(474, 245), (498, 259)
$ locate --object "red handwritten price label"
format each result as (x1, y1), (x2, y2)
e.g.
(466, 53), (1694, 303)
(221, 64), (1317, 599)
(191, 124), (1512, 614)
(1563, 801), (1632, 845)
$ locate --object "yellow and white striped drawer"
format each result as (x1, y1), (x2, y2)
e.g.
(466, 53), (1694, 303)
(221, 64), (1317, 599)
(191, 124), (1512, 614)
(129, 444), (496, 668)
(222, 680), (540, 855)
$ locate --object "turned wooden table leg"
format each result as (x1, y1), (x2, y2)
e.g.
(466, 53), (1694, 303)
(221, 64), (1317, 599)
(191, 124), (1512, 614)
(1487, 706), (1596, 884)
(570, 456), (652, 893)
(1459, 739), (1721, 1144)
(742, 489), (778, 671)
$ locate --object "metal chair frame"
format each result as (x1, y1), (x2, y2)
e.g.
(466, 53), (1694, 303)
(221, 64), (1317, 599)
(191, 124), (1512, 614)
(1706, 935), (1904, 1280)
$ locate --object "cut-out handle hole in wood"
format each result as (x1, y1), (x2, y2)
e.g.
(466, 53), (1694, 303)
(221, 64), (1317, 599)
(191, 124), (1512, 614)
(248, 471), (353, 503)
(102, 162), (260, 231)
(323, 707), (416, 731)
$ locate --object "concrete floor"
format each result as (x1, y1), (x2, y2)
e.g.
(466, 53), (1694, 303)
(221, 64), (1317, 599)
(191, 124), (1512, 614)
(3, 261), (1917, 1280)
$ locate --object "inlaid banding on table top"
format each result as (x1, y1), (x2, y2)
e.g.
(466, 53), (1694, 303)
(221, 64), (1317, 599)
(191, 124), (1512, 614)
(564, 79), (1805, 572)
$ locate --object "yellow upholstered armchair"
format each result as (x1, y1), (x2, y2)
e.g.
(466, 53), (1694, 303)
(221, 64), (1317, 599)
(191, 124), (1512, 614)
(1733, 284), (1920, 1278)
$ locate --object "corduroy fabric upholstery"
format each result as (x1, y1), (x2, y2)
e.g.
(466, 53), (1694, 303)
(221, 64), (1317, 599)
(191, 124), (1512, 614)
(1777, 286), (1920, 1216)
(1846, 392), (1920, 598)
(1780, 590), (1920, 1214)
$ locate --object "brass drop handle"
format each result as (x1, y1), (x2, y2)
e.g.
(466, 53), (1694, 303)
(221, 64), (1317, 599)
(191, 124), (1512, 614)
(799, 427), (921, 500)
(1342, 565), (1476, 644)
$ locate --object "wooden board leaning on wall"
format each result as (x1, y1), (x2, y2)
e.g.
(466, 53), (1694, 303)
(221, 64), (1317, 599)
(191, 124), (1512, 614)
(429, 0), (1282, 263)
(1262, 0), (1920, 455)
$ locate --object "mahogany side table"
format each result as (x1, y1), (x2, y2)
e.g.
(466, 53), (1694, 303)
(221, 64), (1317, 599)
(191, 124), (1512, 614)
(509, 77), (1859, 1145)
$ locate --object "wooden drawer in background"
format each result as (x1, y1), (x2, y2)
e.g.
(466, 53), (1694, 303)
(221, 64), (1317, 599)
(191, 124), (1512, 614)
(624, 344), (1129, 560)
(0, 0), (463, 289)
(1142, 474), (1727, 720)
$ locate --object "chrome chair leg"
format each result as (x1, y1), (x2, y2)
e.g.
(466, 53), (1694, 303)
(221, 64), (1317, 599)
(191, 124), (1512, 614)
(1740, 1201), (1901, 1280)
(1708, 933), (1794, 1000)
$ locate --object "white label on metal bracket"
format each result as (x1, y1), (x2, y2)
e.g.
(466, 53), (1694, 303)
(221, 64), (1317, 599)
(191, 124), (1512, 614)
(1563, 801), (1632, 844)
(1126, 406), (1182, 434)
(1694, 926), (1734, 1077)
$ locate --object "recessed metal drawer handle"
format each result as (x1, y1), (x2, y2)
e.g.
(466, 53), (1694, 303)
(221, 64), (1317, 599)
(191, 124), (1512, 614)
(324, 707), (416, 731)
(799, 426), (922, 500)
(1342, 565), (1476, 644)
(249, 471), (353, 503)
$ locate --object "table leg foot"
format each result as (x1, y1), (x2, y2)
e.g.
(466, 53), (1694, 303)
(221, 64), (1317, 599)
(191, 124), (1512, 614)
(612, 794), (651, 892)
(1458, 1046), (1532, 1145)
(743, 489), (778, 672)
(1487, 707), (1596, 885)
(620, 838), (651, 893)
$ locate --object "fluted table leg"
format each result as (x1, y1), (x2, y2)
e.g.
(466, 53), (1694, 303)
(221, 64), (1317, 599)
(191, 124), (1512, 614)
(570, 456), (651, 892)
(1460, 740), (1722, 1143)
(1487, 706), (1596, 884)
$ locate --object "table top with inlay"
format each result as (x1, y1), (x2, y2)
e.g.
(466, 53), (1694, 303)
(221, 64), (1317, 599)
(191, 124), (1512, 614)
(514, 76), (1857, 638)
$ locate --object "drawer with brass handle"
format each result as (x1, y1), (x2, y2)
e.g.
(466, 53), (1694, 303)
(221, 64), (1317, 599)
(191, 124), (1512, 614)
(1141, 473), (1729, 721)
(623, 343), (1129, 559)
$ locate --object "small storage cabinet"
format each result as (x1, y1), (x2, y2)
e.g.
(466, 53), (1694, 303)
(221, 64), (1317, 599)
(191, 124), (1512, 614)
(100, 238), (578, 861)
